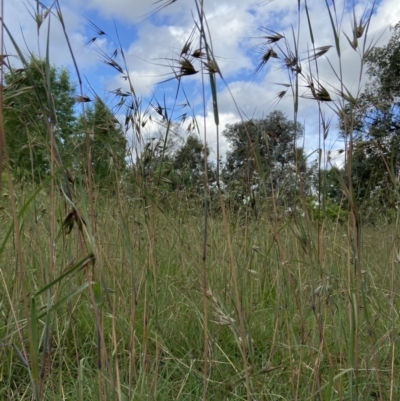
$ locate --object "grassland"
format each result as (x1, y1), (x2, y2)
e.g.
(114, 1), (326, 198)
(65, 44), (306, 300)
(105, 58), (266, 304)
(1, 1), (400, 400)
(1, 187), (399, 400)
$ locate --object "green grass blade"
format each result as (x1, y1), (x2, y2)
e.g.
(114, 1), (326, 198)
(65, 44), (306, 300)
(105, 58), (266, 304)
(33, 253), (95, 298)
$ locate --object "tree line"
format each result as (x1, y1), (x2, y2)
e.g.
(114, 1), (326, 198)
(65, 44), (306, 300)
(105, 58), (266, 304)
(2, 22), (400, 219)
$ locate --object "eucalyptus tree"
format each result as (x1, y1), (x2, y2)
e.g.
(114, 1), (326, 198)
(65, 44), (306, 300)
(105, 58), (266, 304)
(222, 110), (306, 205)
(3, 56), (76, 182)
(340, 21), (400, 209)
(72, 99), (127, 187)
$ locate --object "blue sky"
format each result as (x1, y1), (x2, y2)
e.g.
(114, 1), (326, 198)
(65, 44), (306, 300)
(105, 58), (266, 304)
(4, 0), (400, 165)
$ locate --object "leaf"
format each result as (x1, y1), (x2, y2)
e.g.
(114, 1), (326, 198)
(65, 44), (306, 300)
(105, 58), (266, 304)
(34, 254), (95, 297)
(37, 283), (91, 320)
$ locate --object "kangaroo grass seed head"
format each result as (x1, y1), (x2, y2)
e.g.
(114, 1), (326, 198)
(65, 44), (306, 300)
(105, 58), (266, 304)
(191, 48), (205, 58)
(179, 26), (197, 57)
(179, 57), (198, 76)
(252, 47), (279, 78)
(180, 41), (192, 57)
(258, 27), (285, 44)
(307, 45), (333, 61)
(204, 59), (220, 75)
(305, 75), (332, 102)
(277, 90), (288, 99)
(75, 95), (92, 103)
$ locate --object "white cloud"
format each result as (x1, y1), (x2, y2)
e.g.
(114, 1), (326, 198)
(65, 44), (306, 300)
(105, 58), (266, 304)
(3, 1), (107, 80)
(75, 0), (186, 24)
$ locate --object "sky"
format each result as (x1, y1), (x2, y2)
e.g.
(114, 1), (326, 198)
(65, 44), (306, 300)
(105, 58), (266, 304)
(3, 0), (400, 166)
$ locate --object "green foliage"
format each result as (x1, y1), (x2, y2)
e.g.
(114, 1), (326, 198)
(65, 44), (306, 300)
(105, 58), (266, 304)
(315, 166), (346, 204)
(71, 99), (127, 186)
(307, 198), (348, 222)
(222, 110), (307, 203)
(3, 56), (76, 182)
(3, 57), (127, 189)
(340, 21), (400, 209)
(366, 21), (400, 100)
(172, 134), (214, 191)
(174, 135), (205, 173)
(134, 128), (215, 201)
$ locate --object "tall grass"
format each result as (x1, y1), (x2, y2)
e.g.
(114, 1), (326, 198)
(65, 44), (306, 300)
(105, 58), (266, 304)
(0, 0), (399, 400)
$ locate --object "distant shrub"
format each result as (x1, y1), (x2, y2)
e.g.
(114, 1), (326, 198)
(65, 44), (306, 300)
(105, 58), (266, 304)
(307, 199), (348, 222)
